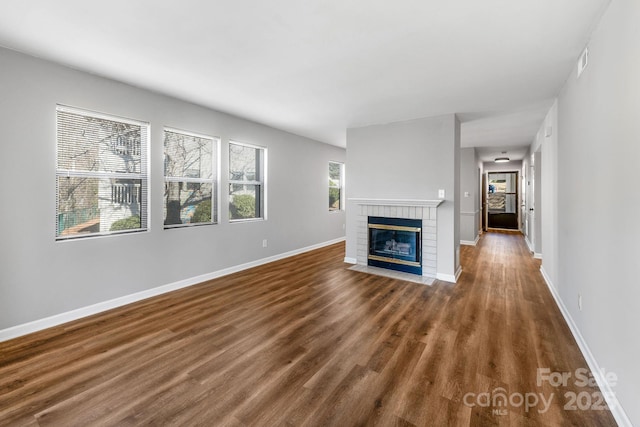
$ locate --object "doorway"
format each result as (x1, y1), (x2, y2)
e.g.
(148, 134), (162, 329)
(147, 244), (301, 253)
(486, 171), (519, 230)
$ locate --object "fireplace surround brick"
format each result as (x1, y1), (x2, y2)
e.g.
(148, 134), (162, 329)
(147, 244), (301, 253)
(352, 199), (442, 278)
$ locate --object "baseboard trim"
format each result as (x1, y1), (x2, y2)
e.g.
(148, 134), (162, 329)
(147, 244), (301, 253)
(533, 252), (542, 260)
(460, 235), (480, 246)
(437, 266), (462, 284)
(0, 237), (346, 343)
(343, 257), (357, 264)
(525, 236), (534, 252)
(539, 267), (632, 427)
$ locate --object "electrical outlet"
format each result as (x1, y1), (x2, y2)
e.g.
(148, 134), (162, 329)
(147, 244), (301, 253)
(262, 239), (268, 248)
(578, 294), (582, 311)
(342, 223), (346, 230)
(438, 189), (445, 199)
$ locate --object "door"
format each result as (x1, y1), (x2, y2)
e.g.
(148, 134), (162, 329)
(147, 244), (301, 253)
(527, 162), (535, 247)
(481, 173), (487, 231)
(533, 150), (542, 254)
(486, 171), (519, 230)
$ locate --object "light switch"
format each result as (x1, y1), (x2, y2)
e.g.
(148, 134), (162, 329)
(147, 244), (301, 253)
(464, 192), (470, 198)
(438, 189), (445, 199)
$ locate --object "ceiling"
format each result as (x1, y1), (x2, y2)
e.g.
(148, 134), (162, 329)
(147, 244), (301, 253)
(0, 0), (610, 159)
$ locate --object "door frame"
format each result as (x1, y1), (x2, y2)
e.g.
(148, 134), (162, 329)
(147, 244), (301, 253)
(481, 172), (487, 231)
(484, 170), (520, 232)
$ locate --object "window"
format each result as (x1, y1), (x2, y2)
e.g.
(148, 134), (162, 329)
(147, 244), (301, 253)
(164, 129), (218, 227)
(56, 106), (148, 239)
(329, 161), (344, 211)
(229, 141), (266, 221)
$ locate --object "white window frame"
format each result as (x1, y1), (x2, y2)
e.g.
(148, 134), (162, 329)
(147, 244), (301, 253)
(329, 161), (344, 211)
(228, 140), (267, 222)
(163, 127), (220, 229)
(55, 105), (149, 240)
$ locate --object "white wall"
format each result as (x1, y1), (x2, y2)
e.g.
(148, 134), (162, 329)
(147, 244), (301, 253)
(0, 47), (346, 332)
(345, 114), (461, 280)
(554, 0), (638, 423)
(460, 147), (479, 244)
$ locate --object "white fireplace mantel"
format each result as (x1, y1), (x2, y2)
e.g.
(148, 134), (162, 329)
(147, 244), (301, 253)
(349, 198), (443, 208)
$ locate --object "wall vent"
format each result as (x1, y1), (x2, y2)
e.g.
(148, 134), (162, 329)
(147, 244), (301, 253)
(577, 47), (589, 78)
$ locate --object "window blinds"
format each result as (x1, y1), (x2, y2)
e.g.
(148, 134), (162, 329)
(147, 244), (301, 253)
(56, 106), (149, 239)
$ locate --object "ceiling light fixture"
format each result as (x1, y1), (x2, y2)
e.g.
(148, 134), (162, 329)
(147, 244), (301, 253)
(494, 157), (510, 163)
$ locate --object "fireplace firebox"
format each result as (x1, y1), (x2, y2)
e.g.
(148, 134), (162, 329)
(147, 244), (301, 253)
(368, 216), (422, 275)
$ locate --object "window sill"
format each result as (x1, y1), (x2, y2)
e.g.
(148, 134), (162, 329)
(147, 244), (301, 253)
(56, 228), (149, 242)
(229, 217), (265, 224)
(164, 222), (218, 230)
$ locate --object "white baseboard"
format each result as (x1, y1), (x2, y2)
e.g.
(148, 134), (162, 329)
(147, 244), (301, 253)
(437, 266), (462, 284)
(0, 237), (346, 343)
(525, 236), (534, 252)
(343, 257), (357, 264)
(539, 267), (632, 427)
(524, 237), (542, 260)
(460, 235), (480, 246)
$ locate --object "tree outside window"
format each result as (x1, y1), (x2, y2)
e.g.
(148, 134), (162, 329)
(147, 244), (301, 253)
(329, 161), (343, 211)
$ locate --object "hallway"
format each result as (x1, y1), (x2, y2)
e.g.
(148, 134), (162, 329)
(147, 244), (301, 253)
(435, 230), (617, 425)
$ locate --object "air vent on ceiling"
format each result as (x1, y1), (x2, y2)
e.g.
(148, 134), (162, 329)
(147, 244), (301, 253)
(577, 47), (589, 78)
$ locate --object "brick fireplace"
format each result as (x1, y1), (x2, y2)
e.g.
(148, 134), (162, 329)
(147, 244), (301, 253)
(351, 198), (443, 278)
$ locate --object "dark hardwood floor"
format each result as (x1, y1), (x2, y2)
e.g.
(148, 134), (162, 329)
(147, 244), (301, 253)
(0, 232), (617, 426)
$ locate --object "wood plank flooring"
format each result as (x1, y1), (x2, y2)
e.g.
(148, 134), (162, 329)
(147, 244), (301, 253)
(0, 232), (617, 426)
